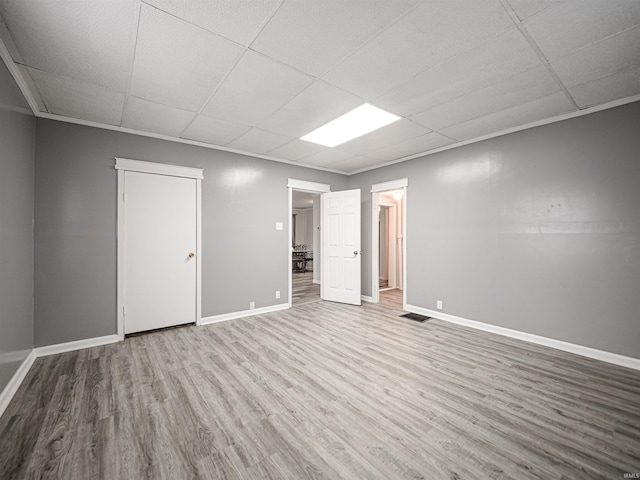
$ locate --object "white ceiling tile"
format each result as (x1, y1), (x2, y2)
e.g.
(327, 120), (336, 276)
(326, 156), (384, 173)
(367, 132), (455, 162)
(267, 140), (327, 161)
(376, 28), (543, 116)
(122, 96), (195, 136)
(0, 0), (138, 92)
(226, 128), (293, 154)
(550, 26), (640, 88)
(298, 149), (351, 167)
(411, 66), (561, 130)
(130, 4), (243, 110)
(181, 114), (250, 145)
(339, 119), (430, 156)
(440, 92), (575, 141)
(202, 50), (313, 127)
(507, 0), (566, 21)
(29, 69), (124, 125)
(142, 0), (280, 45)
(323, 0), (514, 99)
(523, 0), (640, 61)
(258, 81), (363, 137)
(568, 66), (640, 109)
(251, 0), (420, 77)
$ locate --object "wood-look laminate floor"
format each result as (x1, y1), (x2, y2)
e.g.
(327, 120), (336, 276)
(1, 297), (639, 479)
(292, 272), (320, 305)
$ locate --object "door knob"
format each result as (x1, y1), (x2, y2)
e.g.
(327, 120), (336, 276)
(188, 252), (195, 258)
(353, 250), (359, 256)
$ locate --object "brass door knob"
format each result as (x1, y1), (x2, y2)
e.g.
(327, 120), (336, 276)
(188, 252), (195, 258)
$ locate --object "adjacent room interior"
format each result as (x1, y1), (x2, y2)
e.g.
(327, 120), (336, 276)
(1, 1), (639, 478)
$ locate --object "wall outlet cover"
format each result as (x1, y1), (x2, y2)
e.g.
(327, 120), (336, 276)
(250, 301), (255, 309)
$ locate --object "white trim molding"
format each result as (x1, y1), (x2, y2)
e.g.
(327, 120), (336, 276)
(361, 295), (373, 303)
(371, 178), (408, 193)
(0, 350), (36, 418)
(201, 303), (289, 325)
(405, 304), (640, 371)
(287, 178), (331, 193)
(115, 157), (204, 179)
(34, 334), (120, 357)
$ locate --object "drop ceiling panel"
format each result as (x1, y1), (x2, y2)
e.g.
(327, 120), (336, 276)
(323, 0), (514, 99)
(299, 148), (351, 167)
(130, 4), (243, 111)
(366, 132), (455, 162)
(181, 114), (250, 145)
(226, 128), (293, 154)
(29, 69), (125, 125)
(569, 66), (640, 109)
(0, 0), (138, 92)
(326, 156), (384, 173)
(507, 0), (565, 21)
(202, 50), (313, 127)
(376, 28), (543, 117)
(266, 140), (327, 161)
(122, 96), (195, 137)
(250, 0), (420, 76)
(339, 118), (430, 156)
(523, 0), (640, 61)
(411, 66), (561, 130)
(258, 80), (363, 137)
(550, 26), (640, 88)
(440, 92), (575, 141)
(142, 0), (280, 45)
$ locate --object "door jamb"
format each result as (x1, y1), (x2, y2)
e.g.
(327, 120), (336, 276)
(371, 178), (408, 307)
(287, 179), (331, 307)
(116, 158), (204, 340)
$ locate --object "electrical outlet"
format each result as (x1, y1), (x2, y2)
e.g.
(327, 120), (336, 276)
(249, 301), (255, 310)
(437, 300), (443, 310)
(275, 291), (280, 299)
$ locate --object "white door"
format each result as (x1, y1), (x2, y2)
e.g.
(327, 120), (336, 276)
(322, 189), (361, 305)
(124, 171), (197, 334)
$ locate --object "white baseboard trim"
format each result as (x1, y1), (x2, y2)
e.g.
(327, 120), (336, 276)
(201, 303), (289, 325)
(361, 295), (373, 303)
(0, 350), (36, 418)
(34, 334), (120, 357)
(406, 304), (640, 371)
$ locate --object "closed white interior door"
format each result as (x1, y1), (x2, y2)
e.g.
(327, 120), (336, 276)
(322, 189), (361, 305)
(124, 171), (197, 334)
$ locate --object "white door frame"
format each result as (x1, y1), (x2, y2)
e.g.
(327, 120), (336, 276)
(116, 158), (203, 340)
(371, 178), (408, 307)
(287, 179), (331, 307)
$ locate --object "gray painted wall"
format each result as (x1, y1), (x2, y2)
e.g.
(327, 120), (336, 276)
(348, 102), (640, 359)
(0, 59), (35, 391)
(34, 119), (346, 346)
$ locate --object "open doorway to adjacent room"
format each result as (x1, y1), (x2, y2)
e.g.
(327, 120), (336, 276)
(291, 190), (321, 305)
(371, 179), (407, 309)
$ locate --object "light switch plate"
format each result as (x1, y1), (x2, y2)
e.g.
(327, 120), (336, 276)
(275, 222), (283, 230)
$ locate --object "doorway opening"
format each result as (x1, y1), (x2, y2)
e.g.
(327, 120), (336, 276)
(291, 190), (320, 305)
(287, 179), (331, 307)
(371, 179), (408, 309)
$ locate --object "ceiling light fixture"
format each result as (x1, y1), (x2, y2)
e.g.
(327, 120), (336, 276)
(300, 103), (400, 147)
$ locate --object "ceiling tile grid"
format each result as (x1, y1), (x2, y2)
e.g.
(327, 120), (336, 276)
(201, 49), (313, 126)
(0, 0), (638, 174)
(130, 4), (244, 111)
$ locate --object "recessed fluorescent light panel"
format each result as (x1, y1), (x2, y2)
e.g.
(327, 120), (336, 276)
(301, 103), (400, 147)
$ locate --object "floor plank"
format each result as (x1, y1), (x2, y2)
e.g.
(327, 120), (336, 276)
(1, 294), (638, 479)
